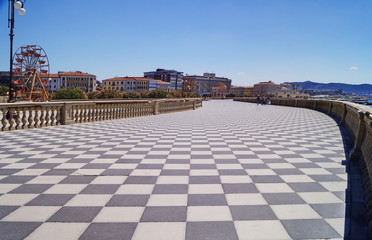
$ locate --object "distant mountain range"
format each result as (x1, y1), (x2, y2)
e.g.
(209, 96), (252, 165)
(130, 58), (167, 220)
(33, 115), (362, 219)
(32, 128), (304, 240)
(290, 81), (372, 95)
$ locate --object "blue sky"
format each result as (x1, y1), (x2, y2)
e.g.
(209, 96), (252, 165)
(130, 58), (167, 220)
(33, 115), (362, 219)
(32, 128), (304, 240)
(1, 0), (372, 86)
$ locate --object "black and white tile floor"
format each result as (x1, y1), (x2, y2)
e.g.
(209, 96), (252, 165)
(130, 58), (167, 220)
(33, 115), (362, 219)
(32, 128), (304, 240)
(0, 100), (348, 239)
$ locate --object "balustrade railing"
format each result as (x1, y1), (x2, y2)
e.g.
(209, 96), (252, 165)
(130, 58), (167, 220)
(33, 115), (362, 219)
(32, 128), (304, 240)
(235, 97), (372, 230)
(0, 98), (202, 131)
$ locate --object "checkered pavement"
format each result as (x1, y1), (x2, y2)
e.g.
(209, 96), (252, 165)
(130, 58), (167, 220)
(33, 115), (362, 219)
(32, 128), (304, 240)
(0, 100), (348, 239)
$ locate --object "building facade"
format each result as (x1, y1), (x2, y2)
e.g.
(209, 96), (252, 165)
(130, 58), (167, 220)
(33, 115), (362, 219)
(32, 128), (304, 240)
(58, 71), (96, 92)
(183, 73), (232, 96)
(211, 82), (228, 99)
(0, 71), (10, 86)
(252, 81), (280, 96)
(144, 69), (183, 90)
(230, 86), (253, 97)
(148, 80), (170, 92)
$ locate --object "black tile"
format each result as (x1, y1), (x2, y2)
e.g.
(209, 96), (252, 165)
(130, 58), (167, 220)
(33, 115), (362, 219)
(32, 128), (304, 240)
(9, 184), (52, 194)
(230, 205), (277, 220)
(222, 183), (259, 193)
(60, 176), (96, 184)
(106, 194), (150, 206)
(124, 176), (157, 184)
(48, 207), (102, 222)
(43, 169), (75, 175)
(0, 222), (42, 240)
(140, 206), (187, 222)
(101, 169), (133, 176)
(79, 223), (137, 240)
(188, 194), (227, 206)
(26, 194), (75, 206)
(0, 176), (35, 184)
(310, 174), (345, 182)
(288, 182), (328, 192)
(281, 219), (341, 239)
(251, 175), (284, 183)
(263, 193), (306, 205)
(186, 222), (238, 240)
(189, 176), (221, 184)
(152, 184), (188, 194)
(80, 184), (120, 194)
(0, 206), (18, 219)
(161, 170), (190, 176)
(311, 203), (346, 218)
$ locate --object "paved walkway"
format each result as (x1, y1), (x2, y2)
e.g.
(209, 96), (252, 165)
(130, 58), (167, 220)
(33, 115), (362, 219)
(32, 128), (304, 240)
(0, 100), (349, 240)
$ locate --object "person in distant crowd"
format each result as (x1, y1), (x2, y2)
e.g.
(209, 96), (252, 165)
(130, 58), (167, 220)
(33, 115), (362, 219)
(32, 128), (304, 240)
(260, 96), (265, 105)
(256, 96), (260, 105)
(265, 96), (271, 105)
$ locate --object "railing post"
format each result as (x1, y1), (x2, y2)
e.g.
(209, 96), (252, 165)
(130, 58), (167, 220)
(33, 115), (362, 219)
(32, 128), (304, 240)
(327, 101), (333, 115)
(338, 103), (347, 126)
(153, 101), (160, 115)
(349, 111), (366, 161)
(60, 103), (75, 125)
(313, 100), (317, 110)
(193, 99), (197, 110)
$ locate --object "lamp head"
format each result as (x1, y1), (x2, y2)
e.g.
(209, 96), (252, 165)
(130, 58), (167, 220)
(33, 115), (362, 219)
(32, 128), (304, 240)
(18, 8), (26, 15)
(14, 1), (23, 9)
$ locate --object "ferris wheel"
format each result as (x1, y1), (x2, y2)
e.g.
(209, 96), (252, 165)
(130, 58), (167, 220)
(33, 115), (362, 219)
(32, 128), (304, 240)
(12, 45), (49, 101)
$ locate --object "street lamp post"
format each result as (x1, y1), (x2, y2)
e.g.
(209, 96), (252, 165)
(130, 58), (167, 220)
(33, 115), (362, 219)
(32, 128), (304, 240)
(7, 0), (26, 103)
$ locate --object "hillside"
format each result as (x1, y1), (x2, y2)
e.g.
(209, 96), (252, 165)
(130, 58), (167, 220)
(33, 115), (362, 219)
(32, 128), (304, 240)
(290, 81), (372, 95)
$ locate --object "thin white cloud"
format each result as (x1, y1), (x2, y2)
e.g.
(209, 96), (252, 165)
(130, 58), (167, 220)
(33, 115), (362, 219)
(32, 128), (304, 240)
(349, 66), (359, 71)
(237, 72), (246, 76)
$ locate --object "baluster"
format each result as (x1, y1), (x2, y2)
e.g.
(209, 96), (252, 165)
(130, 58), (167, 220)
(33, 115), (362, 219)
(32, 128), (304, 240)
(34, 108), (40, 128)
(8, 108), (16, 130)
(15, 108), (22, 130)
(79, 106), (84, 123)
(1, 108), (9, 131)
(21, 107), (29, 129)
(39, 108), (45, 127)
(74, 106), (79, 123)
(55, 106), (62, 125)
(44, 107), (50, 126)
(50, 106), (56, 126)
(28, 108), (34, 128)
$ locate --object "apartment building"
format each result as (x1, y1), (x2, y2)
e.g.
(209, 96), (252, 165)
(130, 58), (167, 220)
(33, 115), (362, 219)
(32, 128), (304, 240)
(144, 69), (183, 90)
(183, 73), (232, 96)
(58, 71), (96, 92)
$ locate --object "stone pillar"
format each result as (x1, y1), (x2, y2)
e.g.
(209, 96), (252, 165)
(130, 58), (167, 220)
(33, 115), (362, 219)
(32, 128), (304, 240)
(60, 103), (75, 125)
(153, 101), (160, 115)
(338, 103), (347, 126)
(349, 111), (366, 161)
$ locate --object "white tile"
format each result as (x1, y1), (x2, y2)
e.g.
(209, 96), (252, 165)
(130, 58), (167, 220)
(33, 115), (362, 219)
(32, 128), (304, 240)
(300, 168), (331, 175)
(245, 169), (276, 176)
(2, 206), (60, 221)
(266, 163), (295, 169)
(132, 222), (185, 240)
(157, 176), (189, 184)
(0, 194), (38, 205)
(220, 175), (252, 184)
(320, 182), (347, 192)
(13, 169), (49, 176)
(271, 204), (321, 220)
(234, 220), (290, 240)
(44, 184), (87, 194)
(188, 184), (224, 194)
(90, 176), (127, 184)
(54, 163), (86, 169)
(298, 192), (344, 204)
(326, 218), (345, 236)
(0, 184), (21, 194)
(72, 169), (105, 175)
(187, 206), (232, 221)
(93, 207), (144, 222)
(280, 175), (314, 183)
(190, 169), (219, 176)
(216, 164), (243, 170)
(116, 184), (154, 194)
(163, 164), (190, 170)
(2, 163), (35, 169)
(65, 194), (111, 206)
(226, 194), (267, 205)
(130, 169), (162, 176)
(108, 164), (138, 169)
(25, 223), (89, 240)
(256, 183), (294, 193)
(27, 176), (66, 184)
(147, 194), (187, 206)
